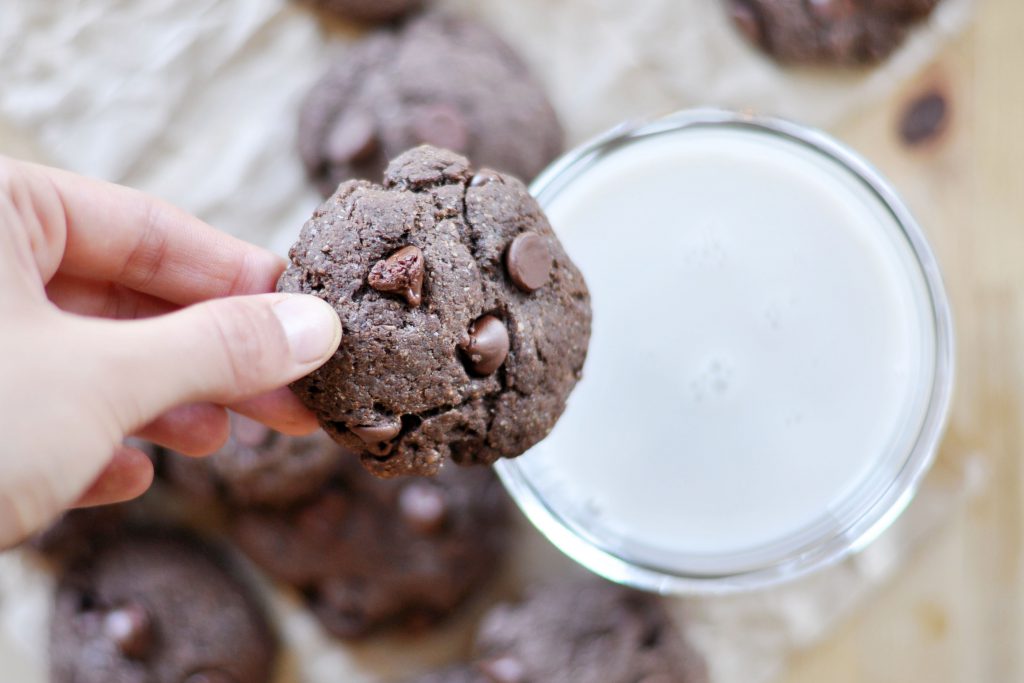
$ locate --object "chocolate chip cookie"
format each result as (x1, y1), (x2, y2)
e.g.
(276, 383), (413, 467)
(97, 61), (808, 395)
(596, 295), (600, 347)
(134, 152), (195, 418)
(163, 413), (343, 508)
(472, 579), (707, 683)
(232, 459), (509, 639)
(302, 0), (425, 23)
(278, 145), (591, 477)
(32, 506), (137, 563)
(728, 0), (942, 65)
(401, 664), (493, 683)
(51, 532), (277, 683)
(299, 12), (563, 196)
(33, 439), (161, 561)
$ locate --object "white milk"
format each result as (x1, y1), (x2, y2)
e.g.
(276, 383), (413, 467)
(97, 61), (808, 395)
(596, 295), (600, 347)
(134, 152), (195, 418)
(509, 124), (938, 571)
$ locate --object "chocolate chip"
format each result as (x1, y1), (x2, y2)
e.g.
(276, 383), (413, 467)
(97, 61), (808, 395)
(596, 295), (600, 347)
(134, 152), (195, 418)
(368, 245), (424, 307)
(398, 482), (448, 534)
(477, 656), (526, 683)
(470, 173), (497, 187)
(232, 414), (271, 448)
(506, 232), (553, 293)
(458, 315), (510, 376)
(349, 418), (402, 456)
(899, 89), (949, 147)
(411, 103), (470, 153)
(326, 112), (379, 165)
(102, 602), (152, 660)
(183, 670), (237, 683)
(729, 0), (765, 47)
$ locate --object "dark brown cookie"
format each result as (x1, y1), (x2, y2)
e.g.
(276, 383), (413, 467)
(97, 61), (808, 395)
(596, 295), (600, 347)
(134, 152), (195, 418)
(400, 664), (493, 683)
(278, 145), (591, 477)
(163, 413), (344, 508)
(299, 12), (563, 196)
(301, 0), (424, 23)
(232, 459), (509, 639)
(472, 579), (707, 683)
(728, 0), (942, 65)
(31, 506), (136, 564)
(50, 532), (277, 683)
(32, 439), (161, 562)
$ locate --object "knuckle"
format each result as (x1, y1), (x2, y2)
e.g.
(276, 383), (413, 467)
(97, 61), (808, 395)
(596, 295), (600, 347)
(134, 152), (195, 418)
(0, 160), (67, 281)
(118, 202), (170, 291)
(202, 299), (285, 399)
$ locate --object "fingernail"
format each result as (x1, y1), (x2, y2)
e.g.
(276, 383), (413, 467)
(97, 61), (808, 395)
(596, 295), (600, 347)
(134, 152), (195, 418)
(273, 296), (342, 365)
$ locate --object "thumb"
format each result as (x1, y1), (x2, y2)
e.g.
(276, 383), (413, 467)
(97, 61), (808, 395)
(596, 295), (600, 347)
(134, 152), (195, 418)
(98, 293), (341, 430)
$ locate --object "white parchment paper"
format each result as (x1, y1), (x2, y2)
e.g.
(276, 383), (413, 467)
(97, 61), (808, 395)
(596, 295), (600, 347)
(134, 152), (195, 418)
(0, 0), (975, 681)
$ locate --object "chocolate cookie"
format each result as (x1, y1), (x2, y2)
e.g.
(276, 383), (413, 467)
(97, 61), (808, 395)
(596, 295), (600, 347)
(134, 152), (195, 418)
(728, 0), (942, 65)
(301, 0), (424, 23)
(401, 664), (493, 683)
(32, 506), (135, 563)
(299, 12), (563, 196)
(232, 459), (509, 638)
(278, 145), (591, 477)
(163, 413), (343, 508)
(51, 532), (277, 683)
(33, 439), (161, 561)
(472, 580), (707, 683)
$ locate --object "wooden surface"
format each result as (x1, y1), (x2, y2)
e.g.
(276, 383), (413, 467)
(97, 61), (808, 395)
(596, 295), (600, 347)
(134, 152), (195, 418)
(781, 0), (1024, 681)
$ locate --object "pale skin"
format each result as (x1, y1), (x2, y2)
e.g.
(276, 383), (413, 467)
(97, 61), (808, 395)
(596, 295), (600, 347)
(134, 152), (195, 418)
(0, 157), (343, 548)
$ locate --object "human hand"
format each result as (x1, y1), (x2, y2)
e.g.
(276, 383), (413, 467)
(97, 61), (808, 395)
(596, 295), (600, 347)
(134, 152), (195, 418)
(0, 157), (342, 547)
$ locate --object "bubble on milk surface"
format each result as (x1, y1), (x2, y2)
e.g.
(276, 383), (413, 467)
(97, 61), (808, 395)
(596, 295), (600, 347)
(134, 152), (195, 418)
(689, 356), (734, 402)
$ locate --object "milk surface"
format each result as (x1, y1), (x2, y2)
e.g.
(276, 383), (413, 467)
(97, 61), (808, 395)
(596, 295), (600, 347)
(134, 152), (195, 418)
(513, 126), (936, 567)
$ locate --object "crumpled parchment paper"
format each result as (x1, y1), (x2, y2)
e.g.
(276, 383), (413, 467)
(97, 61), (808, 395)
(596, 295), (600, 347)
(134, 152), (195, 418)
(0, 0), (975, 681)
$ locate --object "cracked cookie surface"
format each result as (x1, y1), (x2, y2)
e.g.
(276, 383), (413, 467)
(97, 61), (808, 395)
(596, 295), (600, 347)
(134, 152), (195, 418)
(728, 0), (942, 65)
(298, 12), (563, 196)
(278, 145), (591, 477)
(232, 459), (509, 638)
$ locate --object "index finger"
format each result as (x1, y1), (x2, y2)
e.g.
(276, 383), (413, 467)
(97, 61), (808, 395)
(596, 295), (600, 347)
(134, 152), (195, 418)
(24, 161), (286, 305)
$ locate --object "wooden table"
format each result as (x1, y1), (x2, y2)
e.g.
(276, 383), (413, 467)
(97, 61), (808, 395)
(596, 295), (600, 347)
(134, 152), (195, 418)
(781, 1), (1024, 680)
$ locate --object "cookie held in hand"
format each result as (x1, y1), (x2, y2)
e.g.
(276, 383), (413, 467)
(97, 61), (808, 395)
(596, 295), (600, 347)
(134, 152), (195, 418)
(278, 145), (591, 477)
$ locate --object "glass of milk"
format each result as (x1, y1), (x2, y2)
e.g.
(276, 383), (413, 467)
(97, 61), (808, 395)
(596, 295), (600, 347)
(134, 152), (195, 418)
(496, 109), (955, 594)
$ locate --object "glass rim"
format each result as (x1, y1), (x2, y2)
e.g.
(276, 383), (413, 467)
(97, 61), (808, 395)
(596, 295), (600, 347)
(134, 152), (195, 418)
(494, 108), (956, 595)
